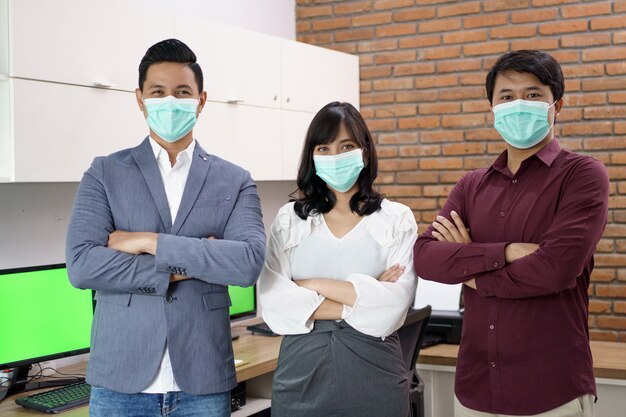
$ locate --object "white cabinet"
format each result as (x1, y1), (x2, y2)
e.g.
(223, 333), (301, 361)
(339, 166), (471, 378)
(282, 111), (315, 180)
(4, 79), (145, 182)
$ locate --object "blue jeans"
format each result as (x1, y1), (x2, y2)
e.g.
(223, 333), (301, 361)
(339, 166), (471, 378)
(89, 386), (231, 417)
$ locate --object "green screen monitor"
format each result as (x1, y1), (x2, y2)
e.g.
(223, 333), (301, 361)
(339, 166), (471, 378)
(228, 284), (256, 320)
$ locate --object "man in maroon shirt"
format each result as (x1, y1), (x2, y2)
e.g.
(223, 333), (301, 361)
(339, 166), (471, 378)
(413, 50), (608, 416)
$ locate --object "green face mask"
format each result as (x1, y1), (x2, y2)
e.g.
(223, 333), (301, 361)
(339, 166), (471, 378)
(493, 99), (555, 149)
(313, 149), (365, 193)
(143, 96), (199, 143)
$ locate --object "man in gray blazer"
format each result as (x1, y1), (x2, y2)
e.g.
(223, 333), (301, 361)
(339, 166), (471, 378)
(66, 39), (266, 416)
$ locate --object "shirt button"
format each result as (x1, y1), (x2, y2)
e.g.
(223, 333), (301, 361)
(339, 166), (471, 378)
(489, 324), (495, 330)
(500, 211), (506, 217)
(493, 262), (499, 268)
(165, 295), (174, 303)
(512, 179), (518, 184)
(491, 362), (496, 367)
(463, 270), (468, 275)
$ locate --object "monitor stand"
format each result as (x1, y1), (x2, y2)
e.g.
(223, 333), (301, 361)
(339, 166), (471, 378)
(0, 365), (84, 402)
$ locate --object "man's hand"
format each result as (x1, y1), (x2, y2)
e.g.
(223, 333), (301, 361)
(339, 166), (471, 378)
(431, 211), (472, 244)
(464, 278), (477, 289)
(170, 274), (189, 282)
(378, 264), (405, 282)
(505, 243), (540, 263)
(107, 231), (158, 255)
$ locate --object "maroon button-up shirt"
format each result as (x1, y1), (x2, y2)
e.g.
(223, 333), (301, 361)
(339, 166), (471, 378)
(413, 139), (609, 415)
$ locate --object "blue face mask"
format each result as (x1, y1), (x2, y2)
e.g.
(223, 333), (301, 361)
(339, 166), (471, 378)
(313, 149), (365, 193)
(493, 99), (556, 149)
(143, 96), (199, 143)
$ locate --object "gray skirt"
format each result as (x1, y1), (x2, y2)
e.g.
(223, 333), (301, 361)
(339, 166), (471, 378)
(271, 320), (410, 417)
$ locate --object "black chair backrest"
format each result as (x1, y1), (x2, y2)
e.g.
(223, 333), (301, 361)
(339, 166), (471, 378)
(397, 305), (432, 373)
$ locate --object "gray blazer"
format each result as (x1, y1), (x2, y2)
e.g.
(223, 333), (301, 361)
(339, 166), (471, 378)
(66, 137), (266, 395)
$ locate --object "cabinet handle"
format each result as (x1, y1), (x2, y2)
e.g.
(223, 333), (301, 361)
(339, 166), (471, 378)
(227, 99), (245, 104)
(92, 82), (116, 89)
(273, 95), (278, 101)
(286, 97), (291, 103)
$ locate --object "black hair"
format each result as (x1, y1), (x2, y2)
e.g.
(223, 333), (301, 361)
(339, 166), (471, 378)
(138, 39), (203, 92)
(292, 102), (384, 220)
(485, 50), (564, 104)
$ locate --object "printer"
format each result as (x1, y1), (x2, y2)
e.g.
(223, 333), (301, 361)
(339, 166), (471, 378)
(413, 280), (464, 347)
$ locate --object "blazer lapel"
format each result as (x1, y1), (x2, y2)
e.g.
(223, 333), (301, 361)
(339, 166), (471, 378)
(132, 137), (173, 232)
(171, 142), (213, 235)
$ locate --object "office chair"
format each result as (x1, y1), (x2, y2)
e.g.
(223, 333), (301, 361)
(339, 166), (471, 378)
(397, 305), (432, 417)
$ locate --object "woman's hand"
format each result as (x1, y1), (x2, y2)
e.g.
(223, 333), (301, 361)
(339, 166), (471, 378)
(378, 264), (405, 282)
(431, 211), (472, 244)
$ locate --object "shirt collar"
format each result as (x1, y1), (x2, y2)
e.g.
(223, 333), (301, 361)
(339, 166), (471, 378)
(148, 136), (196, 164)
(491, 138), (562, 173)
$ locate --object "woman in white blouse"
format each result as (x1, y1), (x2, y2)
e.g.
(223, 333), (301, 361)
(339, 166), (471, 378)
(259, 102), (418, 417)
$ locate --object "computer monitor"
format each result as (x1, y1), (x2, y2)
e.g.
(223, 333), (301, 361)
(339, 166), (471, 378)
(228, 285), (256, 320)
(0, 264), (93, 397)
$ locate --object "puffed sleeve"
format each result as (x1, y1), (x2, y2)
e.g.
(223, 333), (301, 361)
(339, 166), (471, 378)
(258, 205), (325, 335)
(343, 204), (418, 338)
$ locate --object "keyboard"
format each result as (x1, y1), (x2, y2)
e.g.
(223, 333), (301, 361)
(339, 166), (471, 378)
(247, 321), (279, 337)
(15, 381), (90, 413)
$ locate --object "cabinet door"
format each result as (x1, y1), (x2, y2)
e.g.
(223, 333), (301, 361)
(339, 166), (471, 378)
(9, 0), (174, 91)
(174, 19), (281, 108)
(281, 111), (315, 180)
(281, 40), (360, 113)
(10, 79), (146, 182)
(194, 102), (282, 181)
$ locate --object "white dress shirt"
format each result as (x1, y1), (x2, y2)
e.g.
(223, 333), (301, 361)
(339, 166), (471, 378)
(259, 199), (418, 339)
(142, 137), (195, 393)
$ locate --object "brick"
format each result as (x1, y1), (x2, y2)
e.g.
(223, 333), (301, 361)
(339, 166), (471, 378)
(419, 18), (462, 33)
(591, 16), (626, 31)
(419, 102), (460, 114)
(394, 63), (436, 76)
(561, 122), (612, 137)
(374, 0), (415, 10)
(361, 80), (372, 93)
(396, 90), (438, 103)
(374, 50), (416, 64)
(610, 196), (626, 209)
(595, 254), (626, 267)
(589, 330), (618, 342)
(564, 79), (581, 92)
(560, 33), (611, 48)
(511, 9), (558, 23)
(491, 24), (537, 39)
(439, 86), (484, 101)
(398, 144), (442, 157)
(360, 108), (375, 119)
(375, 104), (418, 118)
(615, 31), (626, 44)
(360, 55), (374, 66)
(420, 158), (464, 170)
(394, 198), (439, 210)
(582, 77), (626, 91)
(487, 142), (508, 153)
(584, 47), (626, 62)
(616, 2), (626, 12)
(463, 13), (508, 29)
(443, 29), (488, 44)
(296, 21), (311, 32)
(539, 19), (587, 35)
(620, 269), (626, 281)
(616, 302), (626, 314)
(373, 77), (414, 91)
(562, 64), (605, 78)
(556, 108), (582, 122)
(465, 156), (499, 169)
(298, 33), (333, 44)
(378, 132), (418, 144)
(566, 93), (607, 106)
(353, 12), (392, 27)
(361, 66), (393, 79)
(437, 59), (482, 73)
(396, 172), (440, 184)
(463, 100), (490, 113)
(377, 146), (399, 158)
(617, 122), (626, 134)
(398, 116), (441, 129)
(511, 38), (559, 51)
(612, 151), (626, 164)
(399, 35), (441, 49)
(366, 118), (396, 131)
(296, 5), (332, 18)
(561, 3), (611, 18)
(415, 75), (459, 89)
(375, 173), (396, 184)
(597, 316), (626, 330)
(596, 239), (616, 253)
(358, 39), (397, 53)
(442, 142), (486, 155)
(438, 1), (481, 17)
(460, 73), (485, 86)
(394, 7), (437, 22)
(591, 269), (616, 282)
(421, 130), (464, 143)
(609, 92), (626, 104)
(558, 138), (582, 151)
(606, 63), (626, 75)
(549, 50), (580, 63)
(312, 17), (351, 31)
(483, 0), (529, 12)
(607, 167), (626, 180)
(422, 46), (462, 60)
(442, 114), (486, 128)
(376, 23), (417, 38)
(531, 0), (578, 5)
(377, 184), (422, 196)
(423, 185), (455, 197)
(361, 92), (395, 105)
(333, 1), (372, 15)
(465, 128), (502, 141)
(440, 171), (465, 183)
(463, 41), (509, 56)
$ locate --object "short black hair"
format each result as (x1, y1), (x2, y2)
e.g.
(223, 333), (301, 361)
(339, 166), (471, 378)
(292, 102), (384, 220)
(485, 50), (564, 104)
(138, 39), (203, 92)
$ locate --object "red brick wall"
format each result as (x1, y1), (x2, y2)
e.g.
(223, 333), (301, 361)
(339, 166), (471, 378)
(296, 0), (626, 342)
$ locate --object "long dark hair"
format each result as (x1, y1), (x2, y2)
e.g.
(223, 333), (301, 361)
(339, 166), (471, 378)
(292, 102), (383, 220)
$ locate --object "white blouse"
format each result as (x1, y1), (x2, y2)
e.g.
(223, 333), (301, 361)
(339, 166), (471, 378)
(259, 199), (418, 338)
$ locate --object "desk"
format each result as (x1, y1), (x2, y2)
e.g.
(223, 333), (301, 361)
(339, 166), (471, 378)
(416, 341), (626, 417)
(0, 333), (283, 417)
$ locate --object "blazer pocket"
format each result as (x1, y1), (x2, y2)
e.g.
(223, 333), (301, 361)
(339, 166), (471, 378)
(94, 291), (132, 307)
(194, 196), (232, 208)
(202, 291), (232, 311)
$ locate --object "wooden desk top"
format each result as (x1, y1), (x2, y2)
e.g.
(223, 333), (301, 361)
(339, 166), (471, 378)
(418, 340), (626, 380)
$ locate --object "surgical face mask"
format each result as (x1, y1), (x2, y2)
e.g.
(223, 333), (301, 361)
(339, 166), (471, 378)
(143, 96), (199, 143)
(493, 99), (556, 149)
(313, 149), (365, 193)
